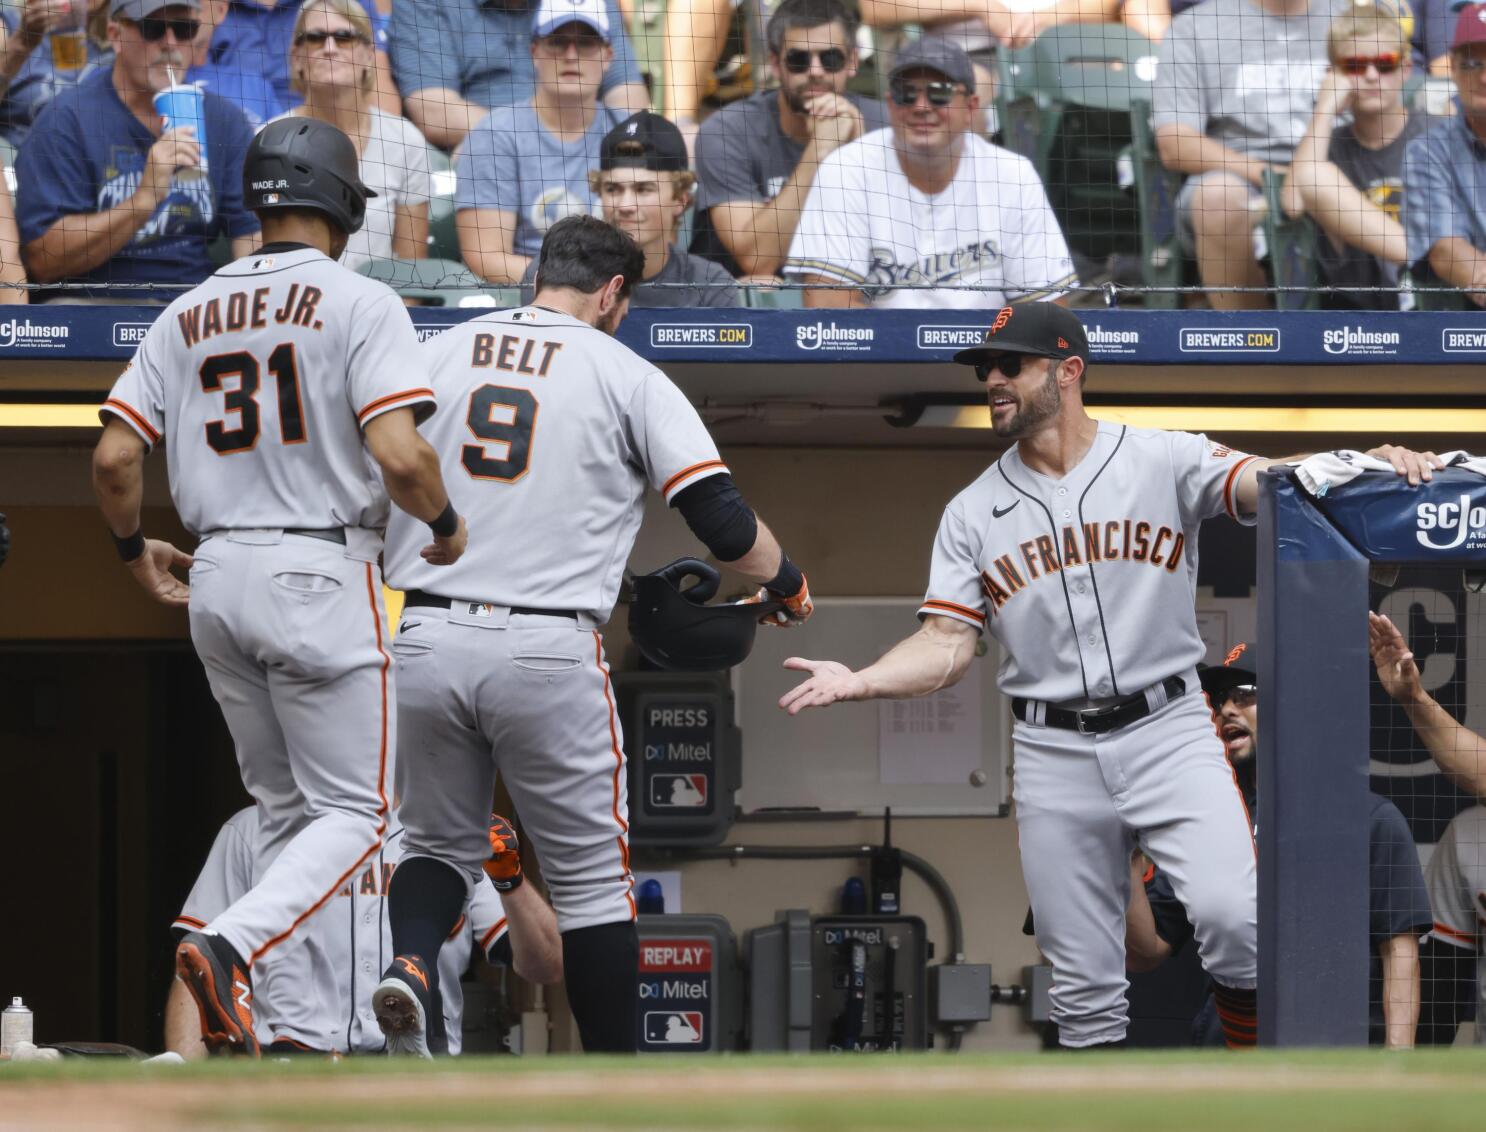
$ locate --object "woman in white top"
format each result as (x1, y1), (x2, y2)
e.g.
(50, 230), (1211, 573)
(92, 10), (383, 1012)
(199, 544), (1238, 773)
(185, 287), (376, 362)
(275, 0), (429, 270)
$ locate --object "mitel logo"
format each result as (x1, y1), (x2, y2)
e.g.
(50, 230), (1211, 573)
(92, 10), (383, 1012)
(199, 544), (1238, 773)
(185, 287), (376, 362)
(0, 317), (69, 349)
(1179, 327), (1280, 352)
(1441, 328), (1486, 352)
(1086, 324), (1140, 354)
(650, 323), (752, 348)
(1322, 325), (1400, 355)
(1416, 493), (1486, 551)
(113, 322), (151, 347)
(796, 320), (874, 351)
(916, 324), (990, 349)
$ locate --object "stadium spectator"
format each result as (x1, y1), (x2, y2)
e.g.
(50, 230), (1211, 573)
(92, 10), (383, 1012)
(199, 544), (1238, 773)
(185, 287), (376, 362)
(187, 0), (281, 126)
(388, 0), (646, 153)
(1281, 4), (1423, 309)
(272, 0), (429, 270)
(690, 0), (888, 279)
(1154, 0), (1337, 310)
(455, 0), (624, 284)
(783, 36), (1076, 308)
(853, 0), (1173, 61)
(1404, 2), (1486, 304)
(519, 111), (738, 304)
(0, 0), (110, 146)
(1126, 644), (1434, 1048)
(0, 177), (26, 302)
(195, 0), (398, 120)
(15, 0), (259, 303)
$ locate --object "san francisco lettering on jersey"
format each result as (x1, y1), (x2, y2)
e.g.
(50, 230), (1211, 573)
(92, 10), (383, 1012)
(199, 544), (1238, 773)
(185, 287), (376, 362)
(978, 517), (1185, 613)
(176, 284), (325, 348)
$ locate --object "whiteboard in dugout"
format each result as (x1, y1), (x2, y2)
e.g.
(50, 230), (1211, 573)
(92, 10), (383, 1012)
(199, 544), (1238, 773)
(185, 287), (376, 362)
(731, 598), (1011, 816)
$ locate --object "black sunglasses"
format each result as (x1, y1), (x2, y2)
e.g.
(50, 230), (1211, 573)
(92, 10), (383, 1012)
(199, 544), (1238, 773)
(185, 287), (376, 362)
(1217, 684), (1258, 708)
(782, 47), (848, 74)
(889, 79), (963, 107)
(129, 15), (201, 41)
(295, 27), (368, 46)
(974, 353), (1048, 380)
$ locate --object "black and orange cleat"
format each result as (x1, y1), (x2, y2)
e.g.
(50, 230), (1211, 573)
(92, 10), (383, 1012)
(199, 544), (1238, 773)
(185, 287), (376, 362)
(373, 954), (434, 1059)
(175, 931), (260, 1057)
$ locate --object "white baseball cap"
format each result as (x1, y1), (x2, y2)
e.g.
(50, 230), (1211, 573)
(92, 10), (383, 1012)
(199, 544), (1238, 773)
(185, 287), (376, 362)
(532, 0), (610, 41)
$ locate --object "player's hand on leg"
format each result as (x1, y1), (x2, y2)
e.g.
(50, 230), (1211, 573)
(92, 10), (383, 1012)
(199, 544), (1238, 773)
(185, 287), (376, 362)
(421, 515), (467, 566)
(1364, 444), (1443, 486)
(482, 813), (523, 892)
(778, 657), (867, 714)
(1368, 611), (1425, 705)
(127, 538), (193, 607)
(747, 574), (813, 627)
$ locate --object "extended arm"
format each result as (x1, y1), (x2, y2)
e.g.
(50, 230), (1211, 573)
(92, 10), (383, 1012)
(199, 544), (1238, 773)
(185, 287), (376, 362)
(502, 882), (564, 986)
(1231, 445), (1443, 516)
(779, 614), (979, 713)
(1124, 855), (1173, 973)
(1154, 123), (1271, 185)
(362, 407), (466, 564)
(1378, 932), (1420, 1049)
(164, 976), (208, 1059)
(92, 417), (193, 605)
(403, 87), (486, 152)
(456, 208), (529, 286)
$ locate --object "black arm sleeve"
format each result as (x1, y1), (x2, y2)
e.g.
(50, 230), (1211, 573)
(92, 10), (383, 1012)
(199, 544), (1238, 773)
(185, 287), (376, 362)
(671, 473), (759, 563)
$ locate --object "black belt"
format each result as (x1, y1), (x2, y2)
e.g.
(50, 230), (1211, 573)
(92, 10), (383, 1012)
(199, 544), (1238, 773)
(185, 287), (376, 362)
(284, 527), (346, 544)
(402, 589), (578, 619)
(1012, 676), (1187, 735)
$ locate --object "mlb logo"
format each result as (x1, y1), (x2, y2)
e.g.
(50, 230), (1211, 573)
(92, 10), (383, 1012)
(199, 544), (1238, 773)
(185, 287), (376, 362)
(644, 1011), (703, 1044)
(651, 774), (707, 808)
(263, 193), (280, 204)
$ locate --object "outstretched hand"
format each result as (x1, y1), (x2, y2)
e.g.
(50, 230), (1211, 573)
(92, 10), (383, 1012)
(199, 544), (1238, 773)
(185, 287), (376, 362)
(1364, 444), (1444, 486)
(1368, 611), (1424, 706)
(778, 657), (868, 715)
(127, 538), (193, 607)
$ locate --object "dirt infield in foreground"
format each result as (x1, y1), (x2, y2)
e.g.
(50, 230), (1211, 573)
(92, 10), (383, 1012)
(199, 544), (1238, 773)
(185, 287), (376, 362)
(2, 1051), (1485, 1131)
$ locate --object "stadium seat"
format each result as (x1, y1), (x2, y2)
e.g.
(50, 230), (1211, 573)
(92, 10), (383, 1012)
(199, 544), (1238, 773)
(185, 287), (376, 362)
(1259, 168), (1320, 312)
(1402, 264), (1471, 311)
(426, 147), (461, 263)
(742, 284), (804, 308)
(630, 0), (668, 109)
(1128, 96), (1184, 310)
(0, 136), (15, 195)
(997, 26), (1166, 303)
(356, 257), (520, 307)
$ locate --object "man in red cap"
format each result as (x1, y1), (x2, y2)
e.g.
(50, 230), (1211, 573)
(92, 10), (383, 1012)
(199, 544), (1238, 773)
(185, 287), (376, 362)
(1404, 2), (1486, 302)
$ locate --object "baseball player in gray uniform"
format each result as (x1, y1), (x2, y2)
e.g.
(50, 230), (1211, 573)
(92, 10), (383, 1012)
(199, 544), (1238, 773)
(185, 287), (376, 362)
(374, 214), (813, 1055)
(781, 301), (1441, 1048)
(91, 117), (469, 1057)
(165, 809), (561, 1056)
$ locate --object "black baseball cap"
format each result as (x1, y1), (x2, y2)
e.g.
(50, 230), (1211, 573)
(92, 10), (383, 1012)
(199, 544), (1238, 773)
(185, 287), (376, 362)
(600, 111), (689, 173)
(953, 301), (1089, 374)
(1198, 642), (1257, 701)
(888, 36), (977, 93)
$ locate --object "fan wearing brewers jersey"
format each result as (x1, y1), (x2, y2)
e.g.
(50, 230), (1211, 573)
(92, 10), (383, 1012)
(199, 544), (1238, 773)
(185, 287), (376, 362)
(779, 300), (1441, 1049)
(373, 214), (813, 1056)
(92, 117), (468, 1057)
(164, 808), (561, 1056)
(781, 36), (1077, 310)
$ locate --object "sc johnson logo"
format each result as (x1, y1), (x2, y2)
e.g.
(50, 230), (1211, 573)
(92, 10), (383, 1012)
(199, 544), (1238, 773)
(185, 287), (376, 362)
(1086, 324), (1140, 355)
(916, 324), (990, 350)
(1179, 328), (1280, 353)
(1417, 494), (1486, 551)
(0, 317), (69, 349)
(650, 324), (753, 348)
(113, 322), (151, 347)
(1442, 328), (1486, 352)
(1322, 326), (1400, 356)
(796, 321), (874, 351)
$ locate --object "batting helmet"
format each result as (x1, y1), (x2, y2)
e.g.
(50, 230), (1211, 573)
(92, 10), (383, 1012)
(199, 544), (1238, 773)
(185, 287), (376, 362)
(243, 117), (376, 235)
(629, 558), (781, 672)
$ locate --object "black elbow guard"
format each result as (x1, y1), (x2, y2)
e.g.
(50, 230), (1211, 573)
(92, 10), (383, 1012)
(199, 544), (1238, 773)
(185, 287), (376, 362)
(671, 474), (758, 562)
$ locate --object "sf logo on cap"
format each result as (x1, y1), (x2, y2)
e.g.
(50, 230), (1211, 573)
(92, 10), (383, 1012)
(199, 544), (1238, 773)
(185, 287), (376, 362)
(991, 306), (1013, 332)
(1224, 643), (1248, 666)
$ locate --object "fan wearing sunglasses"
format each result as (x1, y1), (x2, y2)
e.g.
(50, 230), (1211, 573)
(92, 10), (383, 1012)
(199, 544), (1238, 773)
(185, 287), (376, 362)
(782, 35), (1076, 309)
(15, 0), (260, 302)
(1280, 5), (1420, 311)
(1127, 641), (1434, 1050)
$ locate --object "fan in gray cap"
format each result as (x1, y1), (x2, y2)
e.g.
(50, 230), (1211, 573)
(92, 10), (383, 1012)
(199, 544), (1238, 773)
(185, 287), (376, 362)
(886, 35), (977, 92)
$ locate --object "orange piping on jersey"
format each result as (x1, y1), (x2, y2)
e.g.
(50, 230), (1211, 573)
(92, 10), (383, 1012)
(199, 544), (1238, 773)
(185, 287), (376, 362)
(248, 565), (392, 968)
(103, 398), (161, 445)
(662, 459), (728, 497)
(447, 914), (467, 941)
(480, 918), (509, 953)
(1203, 690), (1257, 861)
(1432, 920), (1478, 946)
(175, 915), (208, 930)
(594, 631), (638, 921)
(1223, 456), (1263, 520)
(920, 599), (987, 625)
(357, 388), (435, 424)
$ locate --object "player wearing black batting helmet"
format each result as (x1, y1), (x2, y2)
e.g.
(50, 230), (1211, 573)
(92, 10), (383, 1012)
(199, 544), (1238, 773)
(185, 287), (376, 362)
(243, 117), (376, 240)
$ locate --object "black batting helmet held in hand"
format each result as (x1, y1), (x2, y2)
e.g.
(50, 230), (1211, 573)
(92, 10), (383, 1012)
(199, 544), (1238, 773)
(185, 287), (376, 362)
(629, 558), (781, 672)
(243, 117), (376, 236)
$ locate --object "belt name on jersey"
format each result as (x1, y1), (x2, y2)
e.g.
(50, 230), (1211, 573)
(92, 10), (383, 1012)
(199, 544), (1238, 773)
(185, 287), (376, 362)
(177, 284), (324, 348)
(978, 519), (1186, 614)
(470, 332), (563, 376)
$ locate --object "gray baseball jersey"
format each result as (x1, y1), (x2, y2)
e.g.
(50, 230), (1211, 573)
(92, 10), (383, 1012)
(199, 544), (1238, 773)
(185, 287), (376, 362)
(1426, 804), (1486, 1044)
(102, 246), (432, 534)
(920, 422), (1260, 703)
(175, 807), (508, 1054)
(383, 306), (727, 621)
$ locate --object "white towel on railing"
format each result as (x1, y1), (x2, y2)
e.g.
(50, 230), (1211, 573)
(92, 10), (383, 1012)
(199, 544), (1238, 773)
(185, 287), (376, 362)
(1293, 450), (1486, 497)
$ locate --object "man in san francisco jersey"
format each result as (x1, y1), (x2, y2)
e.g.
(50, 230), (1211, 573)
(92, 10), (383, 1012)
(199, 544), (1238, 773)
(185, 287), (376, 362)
(374, 214), (812, 1055)
(779, 300), (1441, 1049)
(91, 117), (468, 1057)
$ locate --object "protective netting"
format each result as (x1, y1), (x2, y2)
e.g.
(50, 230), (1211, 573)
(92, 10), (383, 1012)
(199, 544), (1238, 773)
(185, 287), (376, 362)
(0, 0), (1476, 307)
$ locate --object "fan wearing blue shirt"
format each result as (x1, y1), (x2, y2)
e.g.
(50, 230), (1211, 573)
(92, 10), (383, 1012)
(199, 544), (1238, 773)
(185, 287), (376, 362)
(16, 0), (259, 302)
